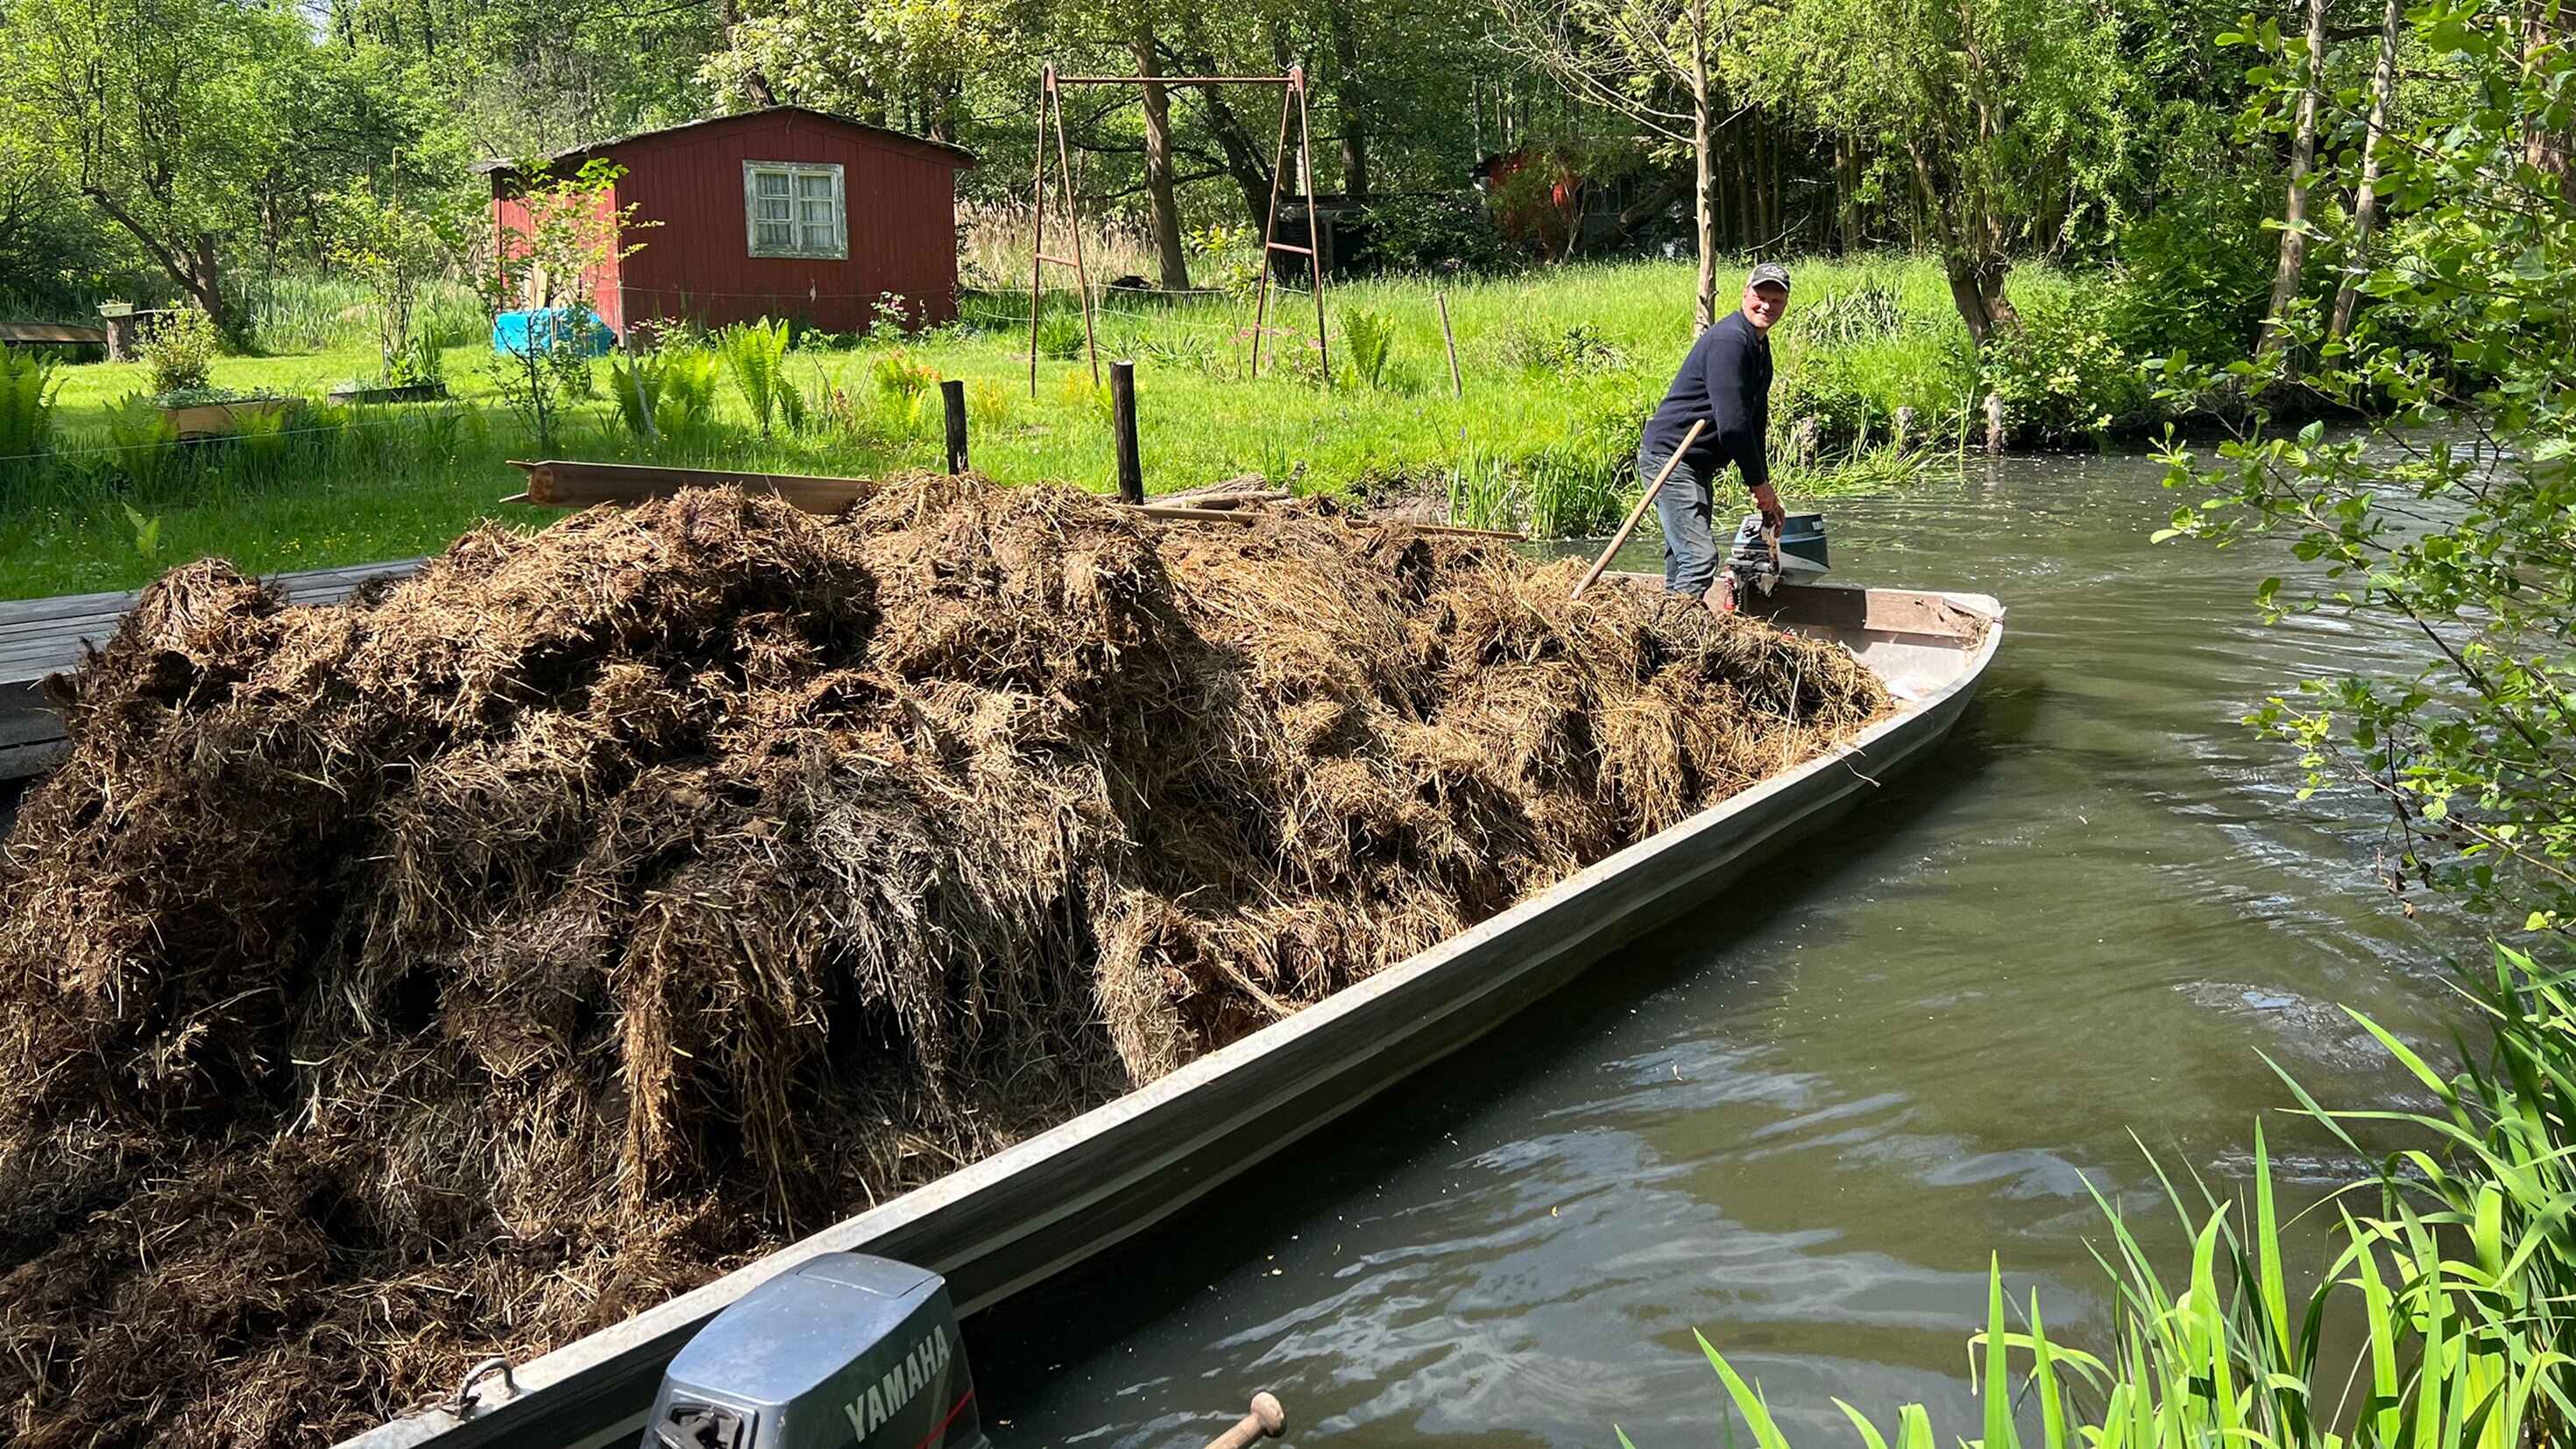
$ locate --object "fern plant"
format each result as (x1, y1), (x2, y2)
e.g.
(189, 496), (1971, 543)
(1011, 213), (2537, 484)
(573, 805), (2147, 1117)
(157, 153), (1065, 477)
(0, 344), (60, 463)
(718, 318), (805, 436)
(615, 343), (721, 443)
(1342, 309), (1395, 389)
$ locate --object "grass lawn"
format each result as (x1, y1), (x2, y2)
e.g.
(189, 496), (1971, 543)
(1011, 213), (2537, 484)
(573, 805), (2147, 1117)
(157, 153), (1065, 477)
(2, 255), (2014, 601)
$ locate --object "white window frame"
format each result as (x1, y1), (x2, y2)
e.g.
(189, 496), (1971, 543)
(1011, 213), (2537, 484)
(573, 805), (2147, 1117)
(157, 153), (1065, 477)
(743, 160), (847, 259)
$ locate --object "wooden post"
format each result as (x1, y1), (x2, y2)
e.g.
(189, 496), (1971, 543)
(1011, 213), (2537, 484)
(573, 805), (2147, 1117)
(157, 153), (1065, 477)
(941, 378), (969, 475)
(1435, 290), (1462, 399)
(1893, 405), (1916, 450)
(1984, 392), (2006, 454)
(1110, 359), (1143, 503)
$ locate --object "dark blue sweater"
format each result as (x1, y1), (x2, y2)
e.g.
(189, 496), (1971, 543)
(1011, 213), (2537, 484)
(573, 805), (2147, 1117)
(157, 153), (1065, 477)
(1639, 310), (1772, 489)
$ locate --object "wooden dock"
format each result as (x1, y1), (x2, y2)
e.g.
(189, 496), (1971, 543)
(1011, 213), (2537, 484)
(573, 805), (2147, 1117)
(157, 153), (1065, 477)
(0, 559), (424, 781)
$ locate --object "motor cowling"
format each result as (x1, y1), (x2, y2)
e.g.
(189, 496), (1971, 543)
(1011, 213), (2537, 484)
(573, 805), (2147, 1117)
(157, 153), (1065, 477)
(644, 1255), (983, 1449)
(1716, 512), (1828, 611)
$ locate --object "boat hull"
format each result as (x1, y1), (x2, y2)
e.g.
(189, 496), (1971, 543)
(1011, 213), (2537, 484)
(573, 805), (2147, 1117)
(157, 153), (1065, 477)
(343, 582), (2004, 1449)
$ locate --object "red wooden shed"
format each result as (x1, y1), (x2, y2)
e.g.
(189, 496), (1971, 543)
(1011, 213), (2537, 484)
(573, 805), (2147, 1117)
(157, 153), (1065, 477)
(478, 107), (976, 336)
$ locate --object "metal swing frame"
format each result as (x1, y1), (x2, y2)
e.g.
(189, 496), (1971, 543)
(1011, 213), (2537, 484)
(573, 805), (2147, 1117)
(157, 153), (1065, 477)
(1029, 63), (1332, 392)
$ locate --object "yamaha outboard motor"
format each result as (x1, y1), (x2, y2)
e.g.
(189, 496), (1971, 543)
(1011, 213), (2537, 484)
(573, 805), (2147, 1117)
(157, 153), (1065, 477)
(645, 1255), (982, 1449)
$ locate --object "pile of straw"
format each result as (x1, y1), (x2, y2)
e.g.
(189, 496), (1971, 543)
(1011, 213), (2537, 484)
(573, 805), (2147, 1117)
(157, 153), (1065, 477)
(0, 476), (1883, 1446)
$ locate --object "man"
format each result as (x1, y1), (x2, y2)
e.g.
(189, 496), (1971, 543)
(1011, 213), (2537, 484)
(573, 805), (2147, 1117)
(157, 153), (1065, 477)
(1637, 263), (1790, 604)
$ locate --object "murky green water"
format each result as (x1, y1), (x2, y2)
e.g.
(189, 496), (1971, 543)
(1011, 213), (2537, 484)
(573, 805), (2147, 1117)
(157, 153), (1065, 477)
(973, 452), (2459, 1449)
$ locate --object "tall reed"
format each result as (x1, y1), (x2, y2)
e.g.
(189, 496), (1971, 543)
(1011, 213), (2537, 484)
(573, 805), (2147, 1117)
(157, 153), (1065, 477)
(1678, 943), (2576, 1449)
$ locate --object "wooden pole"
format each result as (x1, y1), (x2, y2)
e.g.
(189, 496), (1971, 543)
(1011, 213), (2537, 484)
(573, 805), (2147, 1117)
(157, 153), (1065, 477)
(1571, 420), (1702, 601)
(1110, 359), (1143, 503)
(1055, 85), (1102, 386)
(1249, 81), (1294, 379)
(1435, 290), (1461, 399)
(1296, 67), (1331, 389)
(941, 378), (968, 474)
(1030, 68), (1050, 399)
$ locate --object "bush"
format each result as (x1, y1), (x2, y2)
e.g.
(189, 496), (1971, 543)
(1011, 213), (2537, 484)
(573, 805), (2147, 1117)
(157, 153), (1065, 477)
(1504, 322), (1625, 375)
(1034, 313), (1086, 361)
(2101, 174), (2274, 367)
(1979, 290), (2150, 443)
(870, 350), (938, 402)
(141, 307), (222, 394)
(1352, 194), (1515, 276)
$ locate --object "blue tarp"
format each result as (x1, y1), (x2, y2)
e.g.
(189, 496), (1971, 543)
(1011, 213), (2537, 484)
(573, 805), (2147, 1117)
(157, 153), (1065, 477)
(492, 308), (616, 357)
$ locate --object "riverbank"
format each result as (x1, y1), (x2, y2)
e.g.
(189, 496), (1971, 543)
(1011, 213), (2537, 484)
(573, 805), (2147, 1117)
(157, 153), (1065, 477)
(0, 256), (2167, 601)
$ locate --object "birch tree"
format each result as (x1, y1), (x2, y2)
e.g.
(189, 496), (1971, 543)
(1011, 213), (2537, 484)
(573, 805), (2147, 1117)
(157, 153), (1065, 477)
(1492, 0), (1744, 327)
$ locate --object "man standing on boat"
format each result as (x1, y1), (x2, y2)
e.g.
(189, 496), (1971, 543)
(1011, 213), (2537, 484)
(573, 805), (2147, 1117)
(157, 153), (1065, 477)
(1638, 263), (1790, 604)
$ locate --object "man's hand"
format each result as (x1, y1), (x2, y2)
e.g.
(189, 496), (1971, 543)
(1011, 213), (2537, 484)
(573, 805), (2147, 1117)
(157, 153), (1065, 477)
(1749, 483), (1785, 534)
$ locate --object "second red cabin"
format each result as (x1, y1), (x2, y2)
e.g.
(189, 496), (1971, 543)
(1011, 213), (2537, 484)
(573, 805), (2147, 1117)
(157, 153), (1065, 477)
(480, 107), (976, 336)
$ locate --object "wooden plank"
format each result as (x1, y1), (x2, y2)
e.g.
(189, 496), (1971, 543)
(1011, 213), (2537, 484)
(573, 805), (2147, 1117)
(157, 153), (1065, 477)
(513, 460), (874, 515)
(0, 559), (426, 686)
(334, 591), (2005, 1449)
(0, 322), (108, 345)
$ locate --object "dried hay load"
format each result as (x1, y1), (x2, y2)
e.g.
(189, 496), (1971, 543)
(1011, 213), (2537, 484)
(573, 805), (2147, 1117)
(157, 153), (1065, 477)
(0, 475), (1884, 1446)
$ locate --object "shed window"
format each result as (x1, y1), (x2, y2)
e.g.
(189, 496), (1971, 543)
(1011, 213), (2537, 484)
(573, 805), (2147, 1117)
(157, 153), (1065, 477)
(744, 161), (846, 258)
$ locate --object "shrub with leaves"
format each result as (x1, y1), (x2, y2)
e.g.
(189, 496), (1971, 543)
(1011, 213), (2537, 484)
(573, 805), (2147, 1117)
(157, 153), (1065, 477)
(141, 307), (222, 396)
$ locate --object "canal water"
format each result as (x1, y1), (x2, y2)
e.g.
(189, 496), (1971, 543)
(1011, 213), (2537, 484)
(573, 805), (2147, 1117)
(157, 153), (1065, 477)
(973, 451), (2459, 1449)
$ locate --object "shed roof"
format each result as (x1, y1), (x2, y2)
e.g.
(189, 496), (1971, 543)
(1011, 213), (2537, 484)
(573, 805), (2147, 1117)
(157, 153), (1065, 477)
(473, 106), (976, 178)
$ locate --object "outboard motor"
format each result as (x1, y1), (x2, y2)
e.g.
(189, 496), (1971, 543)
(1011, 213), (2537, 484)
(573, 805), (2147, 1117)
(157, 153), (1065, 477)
(1716, 511), (1828, 611)
(645, 1255), (981, 1449)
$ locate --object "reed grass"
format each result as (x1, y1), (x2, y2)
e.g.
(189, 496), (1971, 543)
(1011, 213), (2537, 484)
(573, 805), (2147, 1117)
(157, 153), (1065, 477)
(1677, 942), (2576, 1449)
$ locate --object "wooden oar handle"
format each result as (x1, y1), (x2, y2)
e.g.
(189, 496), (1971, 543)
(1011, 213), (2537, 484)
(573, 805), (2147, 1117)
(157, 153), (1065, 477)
(1205, 1392), (1287, 1449)
(1571, 419), (1706, 602)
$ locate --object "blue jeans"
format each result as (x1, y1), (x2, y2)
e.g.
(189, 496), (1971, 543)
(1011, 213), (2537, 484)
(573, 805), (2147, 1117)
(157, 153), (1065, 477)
(1642, 450), (1718, 596)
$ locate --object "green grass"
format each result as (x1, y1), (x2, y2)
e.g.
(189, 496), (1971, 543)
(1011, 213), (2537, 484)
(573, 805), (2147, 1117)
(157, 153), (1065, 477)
(0, 256), (2018, 600)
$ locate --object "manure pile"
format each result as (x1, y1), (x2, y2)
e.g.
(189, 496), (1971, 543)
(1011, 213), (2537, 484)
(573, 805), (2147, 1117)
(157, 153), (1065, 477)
(0, 476), (1884, 1446)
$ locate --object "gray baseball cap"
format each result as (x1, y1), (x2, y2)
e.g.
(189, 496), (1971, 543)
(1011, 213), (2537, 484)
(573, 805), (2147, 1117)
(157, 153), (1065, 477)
(1747, 262), (1792, 292)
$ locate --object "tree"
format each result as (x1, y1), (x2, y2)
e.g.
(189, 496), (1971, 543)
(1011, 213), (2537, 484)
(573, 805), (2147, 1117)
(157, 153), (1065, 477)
(2161, 0), (2576, 929)
(1744, 0), (2140, 344)
(2254, 0), (2328, 367)
(2326, 0), (2402, 341)
(5, 0), (297, 331)
(697, 0), (1016, 141)
(1492, 0), (1746, 327)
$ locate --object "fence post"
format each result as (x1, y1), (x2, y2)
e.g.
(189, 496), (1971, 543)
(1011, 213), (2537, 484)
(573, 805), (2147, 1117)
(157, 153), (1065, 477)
(1984, 392), (2007, 454)
(941, 378), (969, 475)
(1109, 359), (1143, 504)
(1435, 291), (1462, 399)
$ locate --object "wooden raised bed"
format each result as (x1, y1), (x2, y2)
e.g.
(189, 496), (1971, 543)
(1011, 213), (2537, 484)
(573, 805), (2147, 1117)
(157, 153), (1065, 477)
(162, 396), (303, 439)
(327, 382), (449, 406)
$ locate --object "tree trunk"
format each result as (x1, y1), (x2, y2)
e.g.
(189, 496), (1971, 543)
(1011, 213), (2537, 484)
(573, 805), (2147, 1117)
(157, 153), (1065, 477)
(1134, 31), (1190, 290)
(1943, 256), (1997, 348)
(83, 187), (229, 333)
(1326, 0), (1371, 201)
(1730, 111), (1752, 251)
(2332, 0), (2403, 340)
(1690, 5), (1720, 329)
(1183, 74), (1277, 233)
(1836, 134), (1862, 252)
(2258, 0), (2329, 367)
(715, 0), (778, 108)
